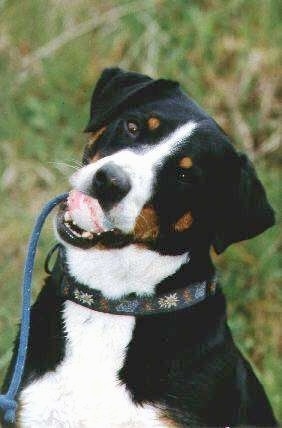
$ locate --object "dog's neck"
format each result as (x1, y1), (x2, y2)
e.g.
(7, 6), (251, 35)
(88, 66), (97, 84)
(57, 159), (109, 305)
(65, 244), (189, 299)
(64, 244), (214, 300)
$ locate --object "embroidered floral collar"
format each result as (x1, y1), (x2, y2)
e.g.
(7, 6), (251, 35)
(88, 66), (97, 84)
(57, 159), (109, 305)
(45, 244), (218, 316)
(60, 273), (218, 316)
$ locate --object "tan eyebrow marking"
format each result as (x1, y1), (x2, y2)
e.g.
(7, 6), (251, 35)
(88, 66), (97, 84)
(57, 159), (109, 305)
(179, 156), (193, 169)
(90, 152), (101, 163)
(88, 126), (106, 147)
(147, 117), (160, 130)
(174, 211), (193, 232)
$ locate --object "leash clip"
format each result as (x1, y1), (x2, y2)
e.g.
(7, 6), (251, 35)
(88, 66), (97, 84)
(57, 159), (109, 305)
(44, 243), (62, 275)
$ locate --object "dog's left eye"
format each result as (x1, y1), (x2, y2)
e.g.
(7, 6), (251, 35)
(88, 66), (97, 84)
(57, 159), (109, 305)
(177, 168), (193, 184)
(125, 120), (140, 137)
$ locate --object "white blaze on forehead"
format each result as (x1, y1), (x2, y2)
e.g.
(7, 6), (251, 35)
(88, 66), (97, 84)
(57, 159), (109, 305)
(70, 121), (197, 232)
(142, 120), (197, 166)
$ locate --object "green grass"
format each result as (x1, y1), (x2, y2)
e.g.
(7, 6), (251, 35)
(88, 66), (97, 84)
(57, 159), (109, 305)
(0, 0), (281, 421)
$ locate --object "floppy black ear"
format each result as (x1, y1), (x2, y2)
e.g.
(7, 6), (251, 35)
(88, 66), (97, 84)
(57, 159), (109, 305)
(213, 153), (275, 254)
(84, 67), (179, 132)
(88, 67), (123, 109)
(84, 67), (127, 131)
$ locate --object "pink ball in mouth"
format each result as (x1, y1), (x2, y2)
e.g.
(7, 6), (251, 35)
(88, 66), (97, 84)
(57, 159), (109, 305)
(66, 190), (105, 233)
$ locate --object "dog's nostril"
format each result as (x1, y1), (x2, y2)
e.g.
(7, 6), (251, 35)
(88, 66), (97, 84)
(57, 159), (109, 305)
(95, 168), (111, 187)
(92, 162), (131, 209)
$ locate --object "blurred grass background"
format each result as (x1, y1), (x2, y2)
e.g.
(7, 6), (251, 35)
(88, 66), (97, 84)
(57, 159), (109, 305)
(0, 0), (281, 422)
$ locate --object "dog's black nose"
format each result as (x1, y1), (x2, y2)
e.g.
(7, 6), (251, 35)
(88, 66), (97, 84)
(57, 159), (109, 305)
(92, 162), (131, 209)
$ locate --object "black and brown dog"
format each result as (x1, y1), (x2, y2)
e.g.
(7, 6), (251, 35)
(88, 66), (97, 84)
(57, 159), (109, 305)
(3, 68), (277, 427)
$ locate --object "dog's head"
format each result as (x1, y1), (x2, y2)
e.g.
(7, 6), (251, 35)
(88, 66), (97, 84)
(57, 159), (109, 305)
(56, 68), (275, 256)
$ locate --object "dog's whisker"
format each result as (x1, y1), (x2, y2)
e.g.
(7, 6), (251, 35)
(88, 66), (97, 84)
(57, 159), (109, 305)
(48, 161), (81, 171)
(69, 159), (83, 168)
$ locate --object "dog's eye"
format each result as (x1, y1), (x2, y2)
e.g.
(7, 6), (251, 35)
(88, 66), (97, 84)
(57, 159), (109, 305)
(177, 168), (193, 184)
(125, 120), (140, 137)
(178, 170), (189, 181)
(177, 166), (202, 186)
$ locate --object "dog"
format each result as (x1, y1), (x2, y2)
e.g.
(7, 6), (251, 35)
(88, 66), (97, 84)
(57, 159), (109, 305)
(3, 68), (277, 427)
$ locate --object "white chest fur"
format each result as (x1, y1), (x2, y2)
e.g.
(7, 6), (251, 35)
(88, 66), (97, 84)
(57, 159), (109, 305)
(18, 245), (188, 427)
(65, 245), (189, 299)
(18, 303), (165, 428)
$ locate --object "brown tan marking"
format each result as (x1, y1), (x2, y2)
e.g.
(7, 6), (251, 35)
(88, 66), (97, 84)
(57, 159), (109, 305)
(100, 298), (110, 312)
(84, 126), (107, 163)
(158, 413), (180, 427)
(88, 126), (106, 147)
(179, 156), (193, 169)
(133, 205), (159, 241)
(144, 302), (153, 312)
(183, 288), (192, 302)
(174, 211), (193, 232)
(147, 117), (160, 130)
(209, 282), (217, 294)
(90, 152), (101, 163)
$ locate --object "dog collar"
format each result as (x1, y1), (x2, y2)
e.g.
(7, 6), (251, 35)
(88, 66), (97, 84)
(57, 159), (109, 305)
(60, 273), (218, 316)
(45, 244), (218, 316)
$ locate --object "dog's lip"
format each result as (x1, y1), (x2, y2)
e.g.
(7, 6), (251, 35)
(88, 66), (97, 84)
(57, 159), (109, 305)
(56, 203), (132, 249)
(55, 190), (159, 249)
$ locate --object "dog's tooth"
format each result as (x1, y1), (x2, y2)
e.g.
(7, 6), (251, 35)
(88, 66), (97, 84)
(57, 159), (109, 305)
(82, 231), (92, 239)
(72, 221), (77, 226)
(64, 211), (71, 222)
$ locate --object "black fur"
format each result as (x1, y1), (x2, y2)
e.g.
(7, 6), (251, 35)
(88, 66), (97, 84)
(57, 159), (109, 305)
(3, 68), (277, 426)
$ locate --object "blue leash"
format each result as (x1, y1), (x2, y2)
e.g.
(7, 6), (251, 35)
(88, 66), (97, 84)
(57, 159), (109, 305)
(0, 192), (68, 424)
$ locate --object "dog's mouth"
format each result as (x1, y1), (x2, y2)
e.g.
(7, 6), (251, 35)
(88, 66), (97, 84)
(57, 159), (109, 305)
(56, 190), (132, 249)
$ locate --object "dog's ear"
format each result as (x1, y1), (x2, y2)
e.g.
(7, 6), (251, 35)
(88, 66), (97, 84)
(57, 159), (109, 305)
(84, 67), (126, 131)
(85, 67), (179, 132)
(88, 67), (123, 107)
(213, 153), (275, 254)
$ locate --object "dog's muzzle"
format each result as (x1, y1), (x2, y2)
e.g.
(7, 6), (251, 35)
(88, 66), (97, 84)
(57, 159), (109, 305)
(55, 155), (158, 250)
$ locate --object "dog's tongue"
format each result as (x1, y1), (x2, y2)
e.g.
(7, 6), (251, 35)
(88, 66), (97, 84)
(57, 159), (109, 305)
(67, 190), (105, 232)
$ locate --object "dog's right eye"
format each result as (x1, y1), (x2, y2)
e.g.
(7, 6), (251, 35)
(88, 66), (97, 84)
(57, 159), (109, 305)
(125, 120), (140, 138)
(177, 168), (193, 184)
(176, 167), (201, 185)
